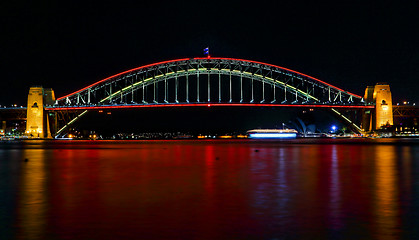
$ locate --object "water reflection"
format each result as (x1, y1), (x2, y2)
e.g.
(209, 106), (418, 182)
(1, 139), (418, 239)
(374, 146), (400, 239)
(328, 145), (342, 230)
(18, 148), (48, 240)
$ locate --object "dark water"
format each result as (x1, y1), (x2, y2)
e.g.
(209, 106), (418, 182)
(1, 139), (419, 240)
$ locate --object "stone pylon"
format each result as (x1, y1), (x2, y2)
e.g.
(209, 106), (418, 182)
(26, 87), (55, 138)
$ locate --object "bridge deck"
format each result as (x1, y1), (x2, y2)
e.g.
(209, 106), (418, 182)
(0, 108), (27, 120)
(45, 103), (375, 111)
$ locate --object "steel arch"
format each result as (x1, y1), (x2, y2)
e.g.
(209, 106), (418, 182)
(54, 57), (365, 107)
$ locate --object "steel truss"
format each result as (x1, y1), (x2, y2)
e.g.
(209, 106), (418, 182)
(54, 58), (366, 108)
(393, 106), (419, 118)
(0, 108), (27, 121)
(49, 58), (371, 136)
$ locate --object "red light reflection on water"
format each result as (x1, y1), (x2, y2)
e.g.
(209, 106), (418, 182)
(11, 139), (413, 239)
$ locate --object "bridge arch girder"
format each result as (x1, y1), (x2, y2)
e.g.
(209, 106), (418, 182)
(55, 58), (364, 107)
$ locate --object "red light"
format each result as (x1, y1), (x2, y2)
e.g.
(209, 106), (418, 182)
(57, 58), (191, 101)
(194, 57), (362, 98)
(56, 57), (362, 101)
(207, 104), (211, 107)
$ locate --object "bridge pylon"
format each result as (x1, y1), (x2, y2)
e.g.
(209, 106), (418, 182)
(25, 87), (55, 138)
(362, 83), (393, 132)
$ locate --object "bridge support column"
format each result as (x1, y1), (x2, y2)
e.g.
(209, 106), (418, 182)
(362, 83), (393, 132)
(26, 87), (55, 138)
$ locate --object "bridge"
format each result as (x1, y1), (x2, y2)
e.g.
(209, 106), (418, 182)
(52, 57), (367, 107)
(2, 57), (402, 138)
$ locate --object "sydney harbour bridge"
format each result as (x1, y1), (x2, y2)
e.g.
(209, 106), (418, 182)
(2, 57), (402, 138)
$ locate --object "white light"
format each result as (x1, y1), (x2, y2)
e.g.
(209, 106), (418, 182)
(249, 133), (296, 138)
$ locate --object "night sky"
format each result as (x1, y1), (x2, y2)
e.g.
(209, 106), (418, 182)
(1, 1), (418, 106)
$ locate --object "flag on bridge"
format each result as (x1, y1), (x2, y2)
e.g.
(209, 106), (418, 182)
(203, 47), (209, 57)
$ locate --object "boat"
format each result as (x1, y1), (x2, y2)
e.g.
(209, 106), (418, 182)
(247, 129), (298, 139)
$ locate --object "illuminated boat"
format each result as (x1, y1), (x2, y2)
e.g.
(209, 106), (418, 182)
(247, 129), (298, 139)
